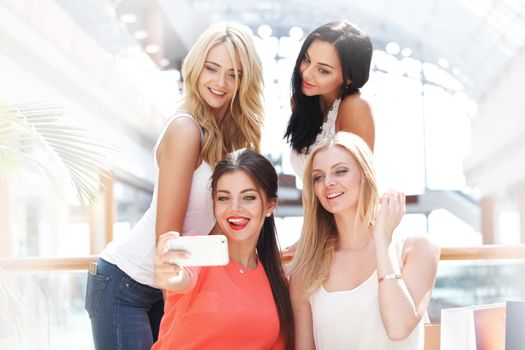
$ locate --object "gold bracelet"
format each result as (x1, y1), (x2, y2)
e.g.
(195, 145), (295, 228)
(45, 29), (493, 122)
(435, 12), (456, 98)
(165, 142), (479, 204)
(378, 273), (402, 283)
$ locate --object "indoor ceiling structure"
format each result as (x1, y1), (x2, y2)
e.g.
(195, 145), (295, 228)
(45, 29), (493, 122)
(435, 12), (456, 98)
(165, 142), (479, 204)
(55, 0), (525, 102)
(3, 0), (523, 241)
(117, 0), (525, 102)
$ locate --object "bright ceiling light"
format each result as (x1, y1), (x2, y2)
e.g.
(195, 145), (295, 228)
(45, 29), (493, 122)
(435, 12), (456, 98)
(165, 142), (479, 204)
(385, 42), (400, 55)
(145, 44), (159, 54)
(438, 58), (450, 69)
(258, 24), (272, 38)
(134, 30), (149, 40)
(120, 13), (137, 24)
(289, 26), (303, 40)
(401, 48), (412, 57)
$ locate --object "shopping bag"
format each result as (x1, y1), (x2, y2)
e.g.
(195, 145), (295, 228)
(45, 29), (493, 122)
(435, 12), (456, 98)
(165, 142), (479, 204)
(505, 300), (525, 350)
(440, 303), (505, 350)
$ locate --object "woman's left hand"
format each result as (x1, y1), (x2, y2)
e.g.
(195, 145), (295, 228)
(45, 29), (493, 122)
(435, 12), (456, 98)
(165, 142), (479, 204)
(373, 190), (405, 244)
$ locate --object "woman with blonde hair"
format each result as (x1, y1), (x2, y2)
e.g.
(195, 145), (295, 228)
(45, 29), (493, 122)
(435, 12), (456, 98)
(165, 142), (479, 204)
(289, 132), (439, 350)
(85, 22), (264, 350)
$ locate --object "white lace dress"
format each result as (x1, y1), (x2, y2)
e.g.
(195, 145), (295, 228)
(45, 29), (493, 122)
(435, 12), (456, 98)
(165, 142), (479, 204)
(289, 98), (341, 180)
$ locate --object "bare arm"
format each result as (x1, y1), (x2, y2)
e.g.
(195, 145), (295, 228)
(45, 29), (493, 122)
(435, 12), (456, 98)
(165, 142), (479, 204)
(373, 191), (440, 340)
(289, 275), (315, 350)
(155, 117), (201, 241)
(337, 94), (375, 151)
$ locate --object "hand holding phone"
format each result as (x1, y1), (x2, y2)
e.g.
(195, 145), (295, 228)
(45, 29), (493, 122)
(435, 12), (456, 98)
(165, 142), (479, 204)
(166, 235), (229, 267)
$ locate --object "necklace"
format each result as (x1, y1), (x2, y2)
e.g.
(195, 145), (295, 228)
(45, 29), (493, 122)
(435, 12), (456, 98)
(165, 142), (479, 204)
(231, 258), (256, 274)
(230, 258), (245, 274)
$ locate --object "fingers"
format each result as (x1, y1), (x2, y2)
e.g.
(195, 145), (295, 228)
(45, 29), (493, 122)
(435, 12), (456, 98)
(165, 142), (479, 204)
(379, 189), (405, 213)
(374, 190), (406, 241)
(155, 231), (189, 290)
(157, 231), (180, 255)
(167, 250), (191, 265)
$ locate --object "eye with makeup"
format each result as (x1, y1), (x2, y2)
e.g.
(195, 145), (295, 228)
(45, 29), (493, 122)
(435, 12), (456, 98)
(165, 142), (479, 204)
(312, 173), (325, 183)
(216, 194), (230, 202)
(205, 64), (217, 73)
(335, 167), (348, 176)
(242, 194), (257, 201)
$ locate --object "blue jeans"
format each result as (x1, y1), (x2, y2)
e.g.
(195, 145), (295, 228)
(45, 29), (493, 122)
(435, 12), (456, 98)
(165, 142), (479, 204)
(84, 258), (164, 350)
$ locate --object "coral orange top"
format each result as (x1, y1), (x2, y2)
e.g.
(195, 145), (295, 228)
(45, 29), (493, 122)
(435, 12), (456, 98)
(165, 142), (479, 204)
(152, 258), (285, 350)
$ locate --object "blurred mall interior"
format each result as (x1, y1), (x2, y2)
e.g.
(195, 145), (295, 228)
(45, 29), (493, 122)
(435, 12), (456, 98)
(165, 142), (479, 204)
(1, 0), (524, 349)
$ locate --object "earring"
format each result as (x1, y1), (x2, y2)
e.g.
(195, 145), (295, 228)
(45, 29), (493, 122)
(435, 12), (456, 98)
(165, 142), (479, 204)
(266, 212), (272, 217)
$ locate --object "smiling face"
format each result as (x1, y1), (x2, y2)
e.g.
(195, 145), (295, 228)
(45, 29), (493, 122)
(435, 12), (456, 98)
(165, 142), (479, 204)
(197, 43), (242, 121)
(311, 146), (362, 215)
(214, 170), (275, 247)
(300, 39), (344, 103)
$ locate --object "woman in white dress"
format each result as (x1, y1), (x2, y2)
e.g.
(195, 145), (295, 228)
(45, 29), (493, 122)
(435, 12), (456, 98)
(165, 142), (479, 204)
(289, 132), (439, 350)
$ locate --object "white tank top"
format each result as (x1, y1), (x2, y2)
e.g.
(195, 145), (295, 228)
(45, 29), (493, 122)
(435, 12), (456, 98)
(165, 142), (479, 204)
(289, 98), (340, 180)
(309, 234), (425, 350)
(101, 113), (216, 288)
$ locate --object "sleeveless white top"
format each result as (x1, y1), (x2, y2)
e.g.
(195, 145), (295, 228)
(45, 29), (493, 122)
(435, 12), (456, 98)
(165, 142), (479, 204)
(309, 234), (425, 350)
(101, 114), (216, 288)
(290, 98), (341, 180)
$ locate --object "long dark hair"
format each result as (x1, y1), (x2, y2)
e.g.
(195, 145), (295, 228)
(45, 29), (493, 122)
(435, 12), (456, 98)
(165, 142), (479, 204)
(284, 20), (373, 153)
(211, 149), (294, 349)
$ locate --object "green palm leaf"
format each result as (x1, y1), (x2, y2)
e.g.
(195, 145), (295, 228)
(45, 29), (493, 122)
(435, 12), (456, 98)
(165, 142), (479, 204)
(0, 100), (110, 204)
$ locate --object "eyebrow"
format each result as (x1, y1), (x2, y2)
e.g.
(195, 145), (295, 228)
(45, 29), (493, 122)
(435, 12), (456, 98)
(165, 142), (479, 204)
(205, 61), (243, 74)
(312, 162), (349, 172)
(304, 51), (336, 69)
(216, 188), (257, 194)
(319, 62), (335, 69)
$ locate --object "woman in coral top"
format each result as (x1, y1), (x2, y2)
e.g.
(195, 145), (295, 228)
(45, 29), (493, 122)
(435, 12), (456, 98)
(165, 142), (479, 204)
(153, 149), (294, 350)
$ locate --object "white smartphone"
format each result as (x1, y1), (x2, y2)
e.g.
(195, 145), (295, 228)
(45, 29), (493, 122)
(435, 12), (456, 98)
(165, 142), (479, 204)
(166, 235), (229, 267)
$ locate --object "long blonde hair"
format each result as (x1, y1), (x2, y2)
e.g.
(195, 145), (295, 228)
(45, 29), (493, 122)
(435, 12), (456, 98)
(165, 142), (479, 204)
(290, 132), (379, 295)
(180, 22), (264, 167)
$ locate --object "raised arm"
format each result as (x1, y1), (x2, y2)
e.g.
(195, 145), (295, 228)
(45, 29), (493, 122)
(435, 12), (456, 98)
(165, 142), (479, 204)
(155, 117), (201, 241)
(337, 94), (375, 152)
(289, 275), (315, 350)
(154, 231), (198, 293)
(373, 191), (440, 340)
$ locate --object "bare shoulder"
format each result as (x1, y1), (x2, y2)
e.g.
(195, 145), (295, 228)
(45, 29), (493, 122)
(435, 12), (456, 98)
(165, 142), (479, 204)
(164, 116), (201, 142)
(160, 117), (200, 149)
(402, 234), (440, 263)
(338, 94), (374, 126)
(157, 116), (201, 163)
(339, 93), (372, 112)
(337, 94), (375, 150)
